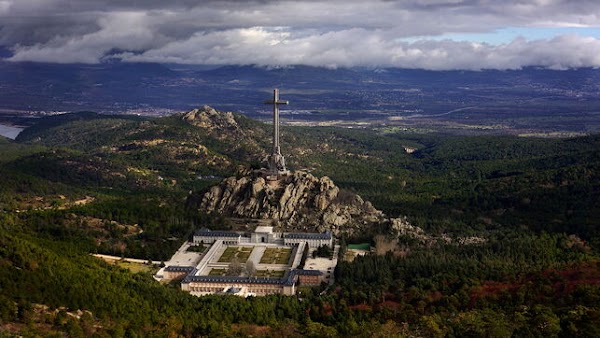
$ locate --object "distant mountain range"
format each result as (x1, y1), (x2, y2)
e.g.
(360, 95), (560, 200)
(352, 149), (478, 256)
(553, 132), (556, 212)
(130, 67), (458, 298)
(1, 61), (600, 134)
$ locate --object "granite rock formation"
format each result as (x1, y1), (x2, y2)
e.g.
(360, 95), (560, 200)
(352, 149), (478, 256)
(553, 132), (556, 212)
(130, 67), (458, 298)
(181, 105), (240, 132)
(200, 170), (385, 234)
(180, 106), (265, 158)
(188, 106), (423, 237)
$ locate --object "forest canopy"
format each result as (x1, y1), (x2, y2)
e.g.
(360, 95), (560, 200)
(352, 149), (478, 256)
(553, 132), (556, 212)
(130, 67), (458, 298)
(0, 112), (598, 336)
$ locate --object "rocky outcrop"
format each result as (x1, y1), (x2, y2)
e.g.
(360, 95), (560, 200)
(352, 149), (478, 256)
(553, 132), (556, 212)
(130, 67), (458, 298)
(389, 216), (429, 242)
(181, 105), (239, 132)
(199, 170), (384, 234)
(179, 106), (264, 158)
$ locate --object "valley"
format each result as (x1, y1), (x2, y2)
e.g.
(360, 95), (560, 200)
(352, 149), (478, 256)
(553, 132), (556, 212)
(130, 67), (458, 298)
(3, 62), (600, 136)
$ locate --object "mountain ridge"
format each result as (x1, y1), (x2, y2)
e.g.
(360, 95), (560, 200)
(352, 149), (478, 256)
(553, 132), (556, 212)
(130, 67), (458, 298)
(2, 61), (600, 135)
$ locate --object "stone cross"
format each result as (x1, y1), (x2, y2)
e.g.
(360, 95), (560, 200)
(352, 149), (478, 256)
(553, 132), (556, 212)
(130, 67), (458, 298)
(264, 89), (289, 177)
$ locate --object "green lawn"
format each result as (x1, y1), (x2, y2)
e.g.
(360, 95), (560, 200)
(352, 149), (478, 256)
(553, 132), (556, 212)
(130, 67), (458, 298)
(115, 261), (157, 274)
(255, 270), (286, 278)
(259, 248), (292, 265)
(218, 246), (253, 263)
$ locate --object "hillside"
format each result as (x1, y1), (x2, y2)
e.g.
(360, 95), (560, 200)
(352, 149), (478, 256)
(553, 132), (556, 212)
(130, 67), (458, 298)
(1, 107), (599, 336)
(11, 108), (600, 239)
(15, 108), (262, 185)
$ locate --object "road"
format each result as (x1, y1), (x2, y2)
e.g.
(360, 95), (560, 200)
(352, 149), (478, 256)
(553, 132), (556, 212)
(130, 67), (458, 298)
(92, 253), (163, 265)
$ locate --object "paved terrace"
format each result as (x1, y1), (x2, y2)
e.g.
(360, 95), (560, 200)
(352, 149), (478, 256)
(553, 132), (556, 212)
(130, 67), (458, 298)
(304, 245), (339, 284)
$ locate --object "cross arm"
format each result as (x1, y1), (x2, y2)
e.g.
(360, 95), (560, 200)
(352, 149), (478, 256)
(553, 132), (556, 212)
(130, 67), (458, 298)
(264, 100), (289, 105)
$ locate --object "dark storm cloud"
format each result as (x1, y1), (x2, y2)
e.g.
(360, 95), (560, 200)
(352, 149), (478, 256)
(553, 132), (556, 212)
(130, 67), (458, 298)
(1, 0), (600, 69)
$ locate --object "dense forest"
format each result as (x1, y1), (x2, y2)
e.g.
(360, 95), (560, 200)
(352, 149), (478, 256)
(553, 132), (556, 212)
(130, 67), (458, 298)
(0, 111), (598, 336)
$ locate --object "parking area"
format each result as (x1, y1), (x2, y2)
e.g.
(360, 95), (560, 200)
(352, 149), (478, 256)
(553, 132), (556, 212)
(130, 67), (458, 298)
(304, 245), (339, 284)
(165, 241), (203, 267)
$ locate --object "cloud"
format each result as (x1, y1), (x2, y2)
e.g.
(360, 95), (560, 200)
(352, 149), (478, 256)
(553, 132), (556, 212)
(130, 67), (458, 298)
(7, 11), (162, 63)
(2, 0), (600, 69)
(116, 29), (600, 70)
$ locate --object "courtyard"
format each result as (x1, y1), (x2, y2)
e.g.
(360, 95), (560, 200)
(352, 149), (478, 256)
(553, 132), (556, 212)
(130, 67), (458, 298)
(259, 247), (292, 265)
(218, 246), (254, 263)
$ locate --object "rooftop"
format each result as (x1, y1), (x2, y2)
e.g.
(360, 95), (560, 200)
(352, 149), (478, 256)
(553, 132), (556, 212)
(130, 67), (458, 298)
(284, 232), (332, 240)
(183, 275), (287, 285)
(182, 269), (322, 286)
(194, 229), (240, 238)
(165, 266), (195, 272)
(255, 226), (274, 234)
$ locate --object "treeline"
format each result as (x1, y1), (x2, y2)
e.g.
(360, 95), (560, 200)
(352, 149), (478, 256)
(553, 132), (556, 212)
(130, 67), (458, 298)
(2, 218), (598, 337)
(0, 221), (405, 337)
(336, 231), (590, 297)
(10, 197), (229, 261)
(1, 112), (599, 336)
(333, 230), (600, 336)
(291, 129), (600, 247)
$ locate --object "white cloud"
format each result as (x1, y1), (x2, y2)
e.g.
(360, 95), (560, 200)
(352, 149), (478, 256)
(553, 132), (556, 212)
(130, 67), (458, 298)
(2, 0), (600, 69)
(114, 27), (600, 70)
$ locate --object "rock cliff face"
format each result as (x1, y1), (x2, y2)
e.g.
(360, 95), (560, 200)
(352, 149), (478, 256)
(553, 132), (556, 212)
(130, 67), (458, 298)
(200, 170), (384, 234)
